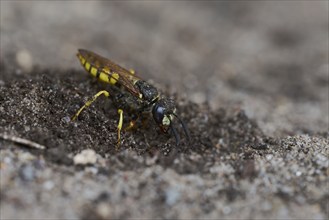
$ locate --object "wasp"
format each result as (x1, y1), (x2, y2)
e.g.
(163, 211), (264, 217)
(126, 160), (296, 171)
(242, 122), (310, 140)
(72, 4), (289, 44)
(72, 49), (190, 147)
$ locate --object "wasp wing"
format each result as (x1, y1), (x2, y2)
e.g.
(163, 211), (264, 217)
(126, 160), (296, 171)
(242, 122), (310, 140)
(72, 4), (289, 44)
(78, 49), (142, 98)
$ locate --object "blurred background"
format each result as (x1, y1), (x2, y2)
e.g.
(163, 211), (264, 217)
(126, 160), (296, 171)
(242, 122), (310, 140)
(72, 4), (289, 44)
(1, 1), (328, 136)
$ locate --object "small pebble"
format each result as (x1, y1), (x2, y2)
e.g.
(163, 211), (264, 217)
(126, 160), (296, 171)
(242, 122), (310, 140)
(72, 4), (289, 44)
(266, 154), (273, 160)
(165, 187), (181, 206)
(73, 149), (97, 165)
(16, 49), (33, 73)
(19, 164), (35, 181)
(222, 206), (231, 215)
(43, 180), (55, 190)
(4, 157), (12, 164)
(96, 202), (112, 219)
(61, 116), (71, 123)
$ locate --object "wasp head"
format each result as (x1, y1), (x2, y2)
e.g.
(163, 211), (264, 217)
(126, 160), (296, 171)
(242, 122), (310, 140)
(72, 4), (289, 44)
(152, 98), (175, 131)
(152, 98), (190, 145)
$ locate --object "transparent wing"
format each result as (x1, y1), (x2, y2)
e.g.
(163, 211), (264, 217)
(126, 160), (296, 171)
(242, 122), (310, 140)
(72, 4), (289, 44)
(78, 49), (142, 97)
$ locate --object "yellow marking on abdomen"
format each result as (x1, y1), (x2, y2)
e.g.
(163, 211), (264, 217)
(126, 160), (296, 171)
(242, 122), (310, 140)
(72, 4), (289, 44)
(77, 53), (119, 85)
(77, 54), (86, 65)
(84, 62), (91, 71)
(90, 67), (98, 76)
(98, 71), (110, 83)
(97, 71), (119, 85)
(110, 73), (119, 84)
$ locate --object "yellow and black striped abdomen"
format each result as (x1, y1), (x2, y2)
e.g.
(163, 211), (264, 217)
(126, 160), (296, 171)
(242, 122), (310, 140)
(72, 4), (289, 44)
(77, 52), (119, 85)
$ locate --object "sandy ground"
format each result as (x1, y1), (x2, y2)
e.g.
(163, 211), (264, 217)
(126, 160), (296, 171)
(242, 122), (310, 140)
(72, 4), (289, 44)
(0, 1), (328, 219)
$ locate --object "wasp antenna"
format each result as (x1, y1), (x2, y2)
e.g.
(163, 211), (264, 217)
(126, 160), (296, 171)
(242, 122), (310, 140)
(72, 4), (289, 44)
(169, 119), (180, 146)
(173, 113), (191, 142)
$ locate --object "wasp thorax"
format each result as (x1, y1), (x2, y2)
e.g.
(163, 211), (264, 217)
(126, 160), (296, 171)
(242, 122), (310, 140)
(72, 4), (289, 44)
(152, 98), (176, 127)
(136, 80), (158, 102)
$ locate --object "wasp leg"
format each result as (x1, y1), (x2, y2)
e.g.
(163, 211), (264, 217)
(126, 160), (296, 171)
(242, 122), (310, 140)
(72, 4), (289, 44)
(129, 69), (135, 75)
(124, 120), (137, 131)
(141, 115), (150, 128)
(71, 90), (110, 121)
(117, 109), (124, 149)
(123, 114), (139, 131)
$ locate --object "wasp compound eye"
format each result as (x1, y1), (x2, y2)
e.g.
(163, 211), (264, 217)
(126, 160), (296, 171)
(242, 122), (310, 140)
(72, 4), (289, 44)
(152, 104), (165, 124)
